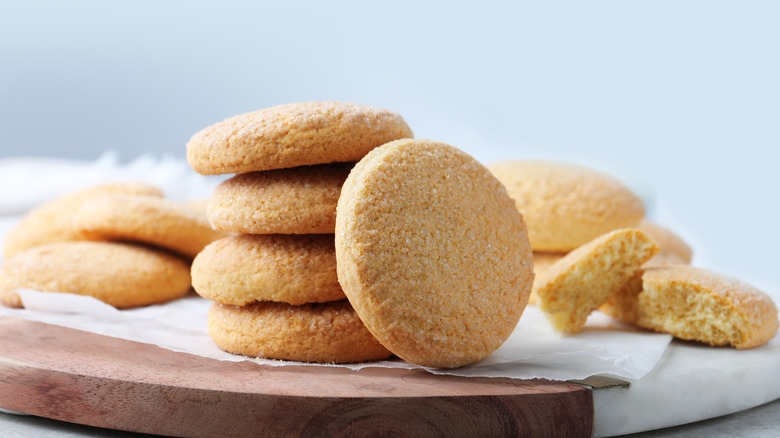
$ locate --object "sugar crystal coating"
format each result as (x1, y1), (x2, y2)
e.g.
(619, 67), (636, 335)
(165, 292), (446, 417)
(335, 139), (534, 368)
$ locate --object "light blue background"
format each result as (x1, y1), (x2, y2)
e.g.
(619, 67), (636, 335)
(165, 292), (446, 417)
(1, 1), (778, 294)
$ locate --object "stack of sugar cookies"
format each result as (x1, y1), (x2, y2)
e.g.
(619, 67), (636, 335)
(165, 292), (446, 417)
(489, 160), (778, 349)
(187, 101), (415, 364)
(1, 183), (225, 308)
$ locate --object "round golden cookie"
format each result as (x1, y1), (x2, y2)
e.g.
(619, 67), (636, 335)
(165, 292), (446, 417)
(335, 139), (534, 369)
(75, 194), (228, 258)
(488, 160), (645, 252)
(207, 300), (393, 364)
(208, 163), (351, 235)
(192, 234), (344, 306)
(604, 266), (778, 349)
(186, 101), (414, 175)
(3, 182), (163, 259)
(0, 241), (191, 309)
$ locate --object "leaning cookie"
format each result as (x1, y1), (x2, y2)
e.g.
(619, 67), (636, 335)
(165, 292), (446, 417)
(75, 194), (228, 259)
(336, 139), (534, 368)
(601, 266), (778, 349)
(192, 234), (345, 306)
(208, 163), (351, 235)
(187, 101), (413, 175)
(207, 300), (393, 364)
(3, 182), (163, 259)
(489, 160), (645, 252)
(534, 228), (658, 334)
(0, 241), (191, 309)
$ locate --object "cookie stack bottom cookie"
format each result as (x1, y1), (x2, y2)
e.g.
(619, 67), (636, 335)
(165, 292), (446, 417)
(207, 301), (393, 364)
(191, 164), (397, 363)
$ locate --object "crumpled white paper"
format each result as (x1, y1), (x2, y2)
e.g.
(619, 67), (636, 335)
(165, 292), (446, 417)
(0, 153), (673, 381)
(0, 289), (672, 381)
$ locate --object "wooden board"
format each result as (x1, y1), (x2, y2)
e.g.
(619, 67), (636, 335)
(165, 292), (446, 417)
(0, 316), (593, 437)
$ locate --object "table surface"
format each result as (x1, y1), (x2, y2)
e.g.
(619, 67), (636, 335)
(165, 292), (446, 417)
(3, 397), (780, 437)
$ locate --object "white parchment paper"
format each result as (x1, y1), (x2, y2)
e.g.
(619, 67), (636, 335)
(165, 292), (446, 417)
(0, 153), (672, 381)
(0, 289), (671, 381)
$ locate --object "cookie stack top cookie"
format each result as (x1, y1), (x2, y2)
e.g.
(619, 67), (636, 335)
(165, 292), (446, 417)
(186, 101), (414, 175)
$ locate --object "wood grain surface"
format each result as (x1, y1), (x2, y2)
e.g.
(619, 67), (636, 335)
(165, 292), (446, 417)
(0, 316), (593, 437)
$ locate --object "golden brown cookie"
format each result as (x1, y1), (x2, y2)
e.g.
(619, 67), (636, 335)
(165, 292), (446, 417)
(335, 139), (534, 368)
(601, 266), (778, 349)
(488, 160), (645, 252)
(3, 182), (163, 259)
(75, 194), (228, 258)
(534, 228), (658, 334)
(187, 101), (414, 175)
(638, 219), (693, 264)
(192, 234), (344, 305)
(0, 241), (191, 309)
(207, 300), (393, 364)
(207, 163), (351, 235)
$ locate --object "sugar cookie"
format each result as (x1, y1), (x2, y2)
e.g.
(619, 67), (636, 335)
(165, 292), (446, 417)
(335, 139), (534, 368)
(207, 163), (351, 235)
(192, 234), (344, 305)
(187, 101), (413, 175)
(534, 228), (658, 333)
(0, 241), (191, 309)
(207, 300), (393, 364)
(76, 194), (227, 258)
(602, 266), (778, 349)
(488, 160), (645, 252)
(3, 182), (163, 258)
